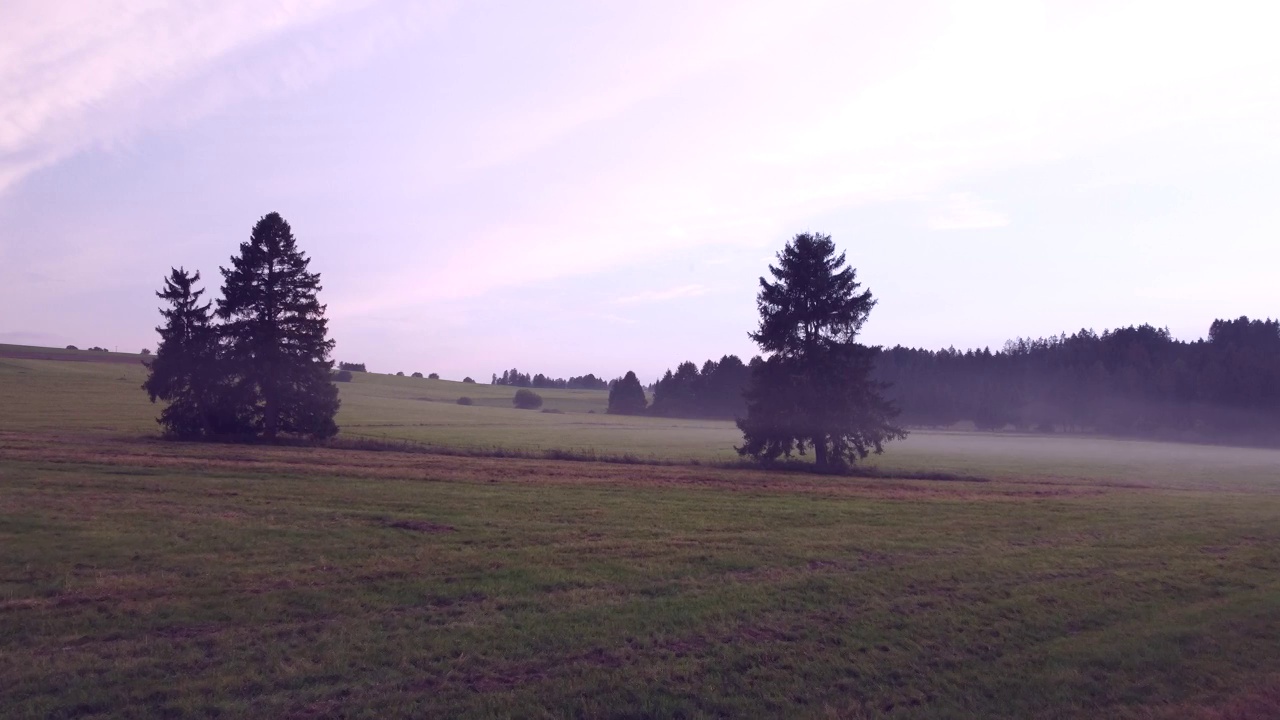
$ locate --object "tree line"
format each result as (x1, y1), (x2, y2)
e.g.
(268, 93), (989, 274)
(875, 318), (1280, 444)
(491, 368), (609, 390)
(143, 212), (339, 440)
(617, 316), (1280, 446)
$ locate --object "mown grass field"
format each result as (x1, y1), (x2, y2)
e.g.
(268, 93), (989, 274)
(2, 348), (1279, 717)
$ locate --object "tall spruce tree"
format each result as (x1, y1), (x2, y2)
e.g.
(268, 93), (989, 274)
(217, 212), (339, 440)
(736, 232), (905, 470)
(143, 268), (227, 438)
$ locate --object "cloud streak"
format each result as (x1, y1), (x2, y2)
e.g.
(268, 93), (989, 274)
(928, 193), (1010, 231)
(0, 0), (441, 194)
(613, 284), (711, 306)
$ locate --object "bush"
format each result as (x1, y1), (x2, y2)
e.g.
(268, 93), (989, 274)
(334, 370), (354, 382)
(513, 388), (543, 409)
(140, 348), (151, 355)
(429, 372), (440, 380)
(462, 376), (475, 384)
(411, 372), (424, 378)
(396, 371), (404, 377)
(456, 396), (474, 406)
(65, 345), (78, 350)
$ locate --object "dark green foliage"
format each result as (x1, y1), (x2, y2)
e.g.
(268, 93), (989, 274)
(216, 212), (339, 440)
(396, 372), (404, 377)
(649, 355), (750, 418)
(607, 371), (648, 415)
(876, 317), (1280, 443)
(334, 370), (354, 383)
(143, 268), (240, 438)
(339, 361), (366, 372)
(456, 396), (473, 406)
(493, 368), (607, 389)
(738, 232), (905, 470)
(65, 345), (77, 350)
(411, 372), (424, 378)
(513, 388), (543, 409)
(429, 373), (440, 380)
(738, 344), (905, 469)
(462, 377), (475, 384)
(140, 348), (151, 356)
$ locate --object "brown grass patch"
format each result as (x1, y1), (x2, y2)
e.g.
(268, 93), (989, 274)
(0, 431), (1105, 503)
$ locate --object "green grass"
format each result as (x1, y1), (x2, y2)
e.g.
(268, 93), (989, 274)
(2, 348), (1280, 717)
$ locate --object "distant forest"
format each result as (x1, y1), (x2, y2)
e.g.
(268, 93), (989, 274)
(491, 368), (609, 390)
(641, 317), (1280, 446)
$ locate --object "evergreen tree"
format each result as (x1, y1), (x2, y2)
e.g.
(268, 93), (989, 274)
(737, 233), (905, 470)
(143, 268), (232, 438)
(217, 212), (339, 440)
(608, 371), (648, 415)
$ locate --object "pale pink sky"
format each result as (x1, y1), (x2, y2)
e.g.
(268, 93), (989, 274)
(2, 0), (1278, 381)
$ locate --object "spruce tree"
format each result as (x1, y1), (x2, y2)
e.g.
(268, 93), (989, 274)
(607, 371), (648, 415)
(217, 212), (339, 440)
(143, 268), (226, 438)
(736, 232), (905, 470)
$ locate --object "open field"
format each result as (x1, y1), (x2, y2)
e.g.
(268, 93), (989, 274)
(2, 347), (1280, 717)
(3, 351), (1279, 489)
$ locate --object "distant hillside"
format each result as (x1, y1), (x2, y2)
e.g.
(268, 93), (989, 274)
(0, 344), (145, 365)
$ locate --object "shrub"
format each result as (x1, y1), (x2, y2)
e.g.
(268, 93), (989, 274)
(396, 371), (405, 377)
(334, 370), (354, 382)
(429, 372), (440, 380)
(411, 372), (423, 378)
(513, 388), (543, 409)
(456, 396), (474, 406)
(65, 345), (78, 350)
(140, 348), (151, 355)
(462, 376), (475, 383)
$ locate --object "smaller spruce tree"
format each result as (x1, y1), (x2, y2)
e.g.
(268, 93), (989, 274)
(143, 268), (232, 438)
(608, 371), (648, 415)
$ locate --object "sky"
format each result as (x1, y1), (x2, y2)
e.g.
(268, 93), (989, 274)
(1, 0), (1278, 382)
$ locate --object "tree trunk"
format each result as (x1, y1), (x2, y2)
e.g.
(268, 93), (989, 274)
(813, 434), (827, 470)
(264, 364), (278, 440)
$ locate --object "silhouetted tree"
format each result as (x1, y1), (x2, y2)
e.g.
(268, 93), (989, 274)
(429, 372), (440, 379)
(737, 233), (905, 470)
(217, 212), (339, 440)
(411, 372), (424, 378)
(143, 268), (234, 438)
(513, 388), (543, 409)
(463, 376), (475, 383)
(608, 371), (648, 415)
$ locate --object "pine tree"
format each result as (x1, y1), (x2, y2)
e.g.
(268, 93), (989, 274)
(737, 232), (905, 470)
(607, 370), (648, 415)
(143, 268), (228, 438)
(217, 212), (339, 440)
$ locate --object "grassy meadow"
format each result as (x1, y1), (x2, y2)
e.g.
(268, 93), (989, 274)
(2, 348), (1279, 717)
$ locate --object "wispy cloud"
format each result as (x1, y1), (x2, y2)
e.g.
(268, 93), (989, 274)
(0, 0), (443, 195)
(613, 284), (711, 305)
(927, 193), (1010, 231)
